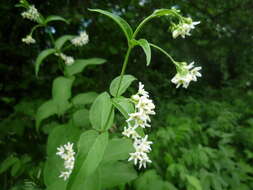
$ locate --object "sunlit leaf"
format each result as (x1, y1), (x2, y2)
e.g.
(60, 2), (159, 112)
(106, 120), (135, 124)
(45, 15), (69, 24)
(109, 75), (136, 97)
(55, 35), (74, 50)
(89, 9), (133, 42)
(89, 92), (114, 131)
(136, 39), (151, 66)
(35, 48), (56, 76)
(65, 58), (106, 76)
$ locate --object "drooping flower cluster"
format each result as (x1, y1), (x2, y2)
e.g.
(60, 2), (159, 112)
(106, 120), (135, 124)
(56, 142), (75, 180)
(171, 61), (202, 88)
(71, 31), (89, 47)
(171, 17), (200, 39)
(122, 82), (155, 169)
(21, 5), (40, 22)
(55, 53), (75, 66)
(22, 35), (36, 44)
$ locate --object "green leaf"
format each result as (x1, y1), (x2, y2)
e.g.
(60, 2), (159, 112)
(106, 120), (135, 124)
(136, 39), (151, 66)
(152, 9), (175, 17)
(89, 92), (114, 131)
(102, 138), (134, 163)
(88, 9), (133, 42)
(134, 170), (166, 190)
(186, 175), (203, 190)
(46, 124), (81, 156)
(52, 76), (75, 115)
(112, 97), (134, 119)
(36, 100), (57, 130)
(67, 130), (99, 190)
(44, 124), (81, 187)
(10, 159), (21, 177)
(109, 75), (136, 97)
(81, 132), (108, 177)
(100, 162), (137, 188)
(69, 132), (108, 190)
(52, 76), (75, 101)
(45, 15), (69, 24)
(72, 109), (90, 127)
(0, 155), (18, 174)
(72, 92), (98, 106)
(46, 180), (67, 190)
(65, 58), (106, 76)
(55, 35), (74, 50)
(35, 48), (56, 76)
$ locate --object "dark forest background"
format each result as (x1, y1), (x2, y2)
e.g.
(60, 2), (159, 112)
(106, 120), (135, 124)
(1, 0), (253, 189)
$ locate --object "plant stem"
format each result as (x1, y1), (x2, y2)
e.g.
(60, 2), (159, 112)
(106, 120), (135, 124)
(30, 24), (44, 35)
(132, 15), (155, 39)
(48, 32), (55, 46)
(149, 43), (177, 65)
(115, 46), (133, 97)
(62, 43), (73, 51)
(103, 46), (133, 132)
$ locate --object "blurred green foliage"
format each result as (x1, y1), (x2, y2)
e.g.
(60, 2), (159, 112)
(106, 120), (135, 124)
(0, 0), (253, 189)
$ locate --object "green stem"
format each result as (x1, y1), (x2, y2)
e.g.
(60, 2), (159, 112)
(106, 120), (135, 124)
(62, 43), (73, 51)
(149, 43), (177, 65)
(103, 46), (133, 132)
(133, 15), (155, 39)
(30, 24), (44, 35)
(48, 32), (55, 46)
(115, 46), (133, 97)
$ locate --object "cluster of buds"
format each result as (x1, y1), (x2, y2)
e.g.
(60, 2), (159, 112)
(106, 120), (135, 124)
(171, 17), (200, 39)
(56, 142), (75, 180)
(122, 82), (155, 169)
(171, 61), (202, 88)
(21, 5), (40, 22)
(22, 35), (36, 44)
(55, 53), (75, 66)
(71, 31), (89, 47)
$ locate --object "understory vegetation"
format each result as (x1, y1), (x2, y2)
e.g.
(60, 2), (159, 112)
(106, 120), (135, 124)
(1, 0), (253, 190)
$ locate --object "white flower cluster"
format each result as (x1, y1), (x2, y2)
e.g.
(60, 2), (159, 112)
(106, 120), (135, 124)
(56, 142), (75, 181)
(22, 35), (35, 44)
(122, 82), (155, 169)
(21, 5), (40, 22)
(172, 18), (200, 39)
(55, 53), (75, 66)
(171, 61), (202, 88)
(71, 31), (89, 47)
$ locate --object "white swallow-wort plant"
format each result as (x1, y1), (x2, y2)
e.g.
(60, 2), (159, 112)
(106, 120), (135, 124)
(19, 1), (201, 189)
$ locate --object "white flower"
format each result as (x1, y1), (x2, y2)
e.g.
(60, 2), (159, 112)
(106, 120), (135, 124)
(22, 35), (36, 44)
(136, 96), (155, 115)
(122, 125), (140, 139)
(56, 146), (65, 157)
(64, 142), (74, 152)
(128, 152), (142, 165)
(171, 62), (202, 88)
(171, 73), (192, 88)
(127, 111), (151, 129)
(59, 171), (71, 181)
(172, 18), (200, 39)
(138, 153), (152, 169)
(56, 142), (75, 180)
(138, 82), (149, 97)
(21, 5), (40, 22)
(131, 94), (140, 102)
(129, 135), (153, 169)
(134, 135), (153, 153)
(139, 0), (147, 6)
(190, 66), (202, 81)
(123, 82), (154, 169)
(55, 53), (75, 66)
(71, 31), (89, 47)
